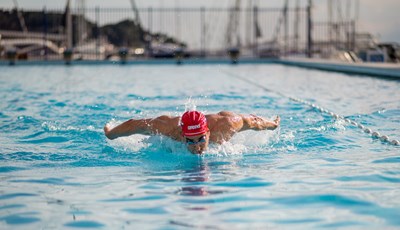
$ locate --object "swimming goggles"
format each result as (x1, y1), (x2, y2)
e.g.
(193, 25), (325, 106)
(186, 135), (206, 145)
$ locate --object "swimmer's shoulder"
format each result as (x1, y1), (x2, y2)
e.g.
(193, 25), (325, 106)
(156, 115), (179, 121)
(154, 115), (181, 128)
(206, 111), (236, 120)
(216, 111), (237, 117)
(207, 112), (240, 130)
(152, 115), (182, 140)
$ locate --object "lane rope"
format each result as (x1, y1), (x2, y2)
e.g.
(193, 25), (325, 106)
(220, 69), (399, 146)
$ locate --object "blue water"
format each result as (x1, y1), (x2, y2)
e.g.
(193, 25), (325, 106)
(0, 64), (399, 229)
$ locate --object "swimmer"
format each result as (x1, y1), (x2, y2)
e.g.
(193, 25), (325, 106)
(104, 111), (280, 155)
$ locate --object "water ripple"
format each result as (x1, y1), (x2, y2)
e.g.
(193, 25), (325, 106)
(318, 221), (363, 228)
(214, 180), (273, 188)
(20, 131), (46, 139)
(0, 204), (26, 210)
(101, 195), (167, 203)
(178, 195), (245, 204)
(269, 194), (373, 207)
(0, 166), (26, 173)
(9, 177), (81, 186)
(0, 193), (38, 200)
(19, 136), (69, 144)
(216, 204), (267, 214)
(0, 212), (41, 225)
(372, 157), (400, 164)
(274, 218), (323, 224)
(64, 220), (105, 228)
(210, 94), (246, 101)
(335, 174), (400, 183)
(124, 207), (168, 215)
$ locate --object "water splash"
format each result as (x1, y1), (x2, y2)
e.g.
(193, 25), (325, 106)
(184, 97), (197, 112)
(105, 123), (282, 157)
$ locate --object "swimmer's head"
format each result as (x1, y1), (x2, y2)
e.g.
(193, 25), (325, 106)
(180, 110), (210, 154)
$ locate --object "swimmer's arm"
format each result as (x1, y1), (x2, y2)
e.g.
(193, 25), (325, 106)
(104, 116), (174, 140)
(239, 114), (280, 131)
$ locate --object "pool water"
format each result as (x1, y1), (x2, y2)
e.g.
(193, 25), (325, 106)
(0, 64), (399, 229)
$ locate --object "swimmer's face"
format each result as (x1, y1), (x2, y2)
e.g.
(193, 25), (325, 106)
(185, 131), (210, 155)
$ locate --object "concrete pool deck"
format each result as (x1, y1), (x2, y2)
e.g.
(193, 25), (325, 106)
(275, 57), (400, 79)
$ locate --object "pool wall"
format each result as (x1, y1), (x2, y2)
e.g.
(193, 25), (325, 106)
(1, 58), (399, 79)
(277, 58), (400, 79)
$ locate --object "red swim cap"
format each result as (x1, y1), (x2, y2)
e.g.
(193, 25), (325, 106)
(180, 111), (208, 136)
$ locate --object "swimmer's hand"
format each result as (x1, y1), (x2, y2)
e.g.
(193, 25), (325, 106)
(264, 115), (280, 130)
(104, 123), (113, 139)
(274, 116), (280, 128)
(245, 114), (280, 130)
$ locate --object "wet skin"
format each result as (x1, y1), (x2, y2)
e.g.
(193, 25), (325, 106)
(185, 131), (210, 155)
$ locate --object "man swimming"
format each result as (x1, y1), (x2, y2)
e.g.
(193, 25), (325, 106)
(104, 110), (280, 155)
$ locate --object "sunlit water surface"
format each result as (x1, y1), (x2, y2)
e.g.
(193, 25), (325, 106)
(0, 64), (399, 229)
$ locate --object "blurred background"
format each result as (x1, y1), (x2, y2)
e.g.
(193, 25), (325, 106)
(1, 0), (399, 62)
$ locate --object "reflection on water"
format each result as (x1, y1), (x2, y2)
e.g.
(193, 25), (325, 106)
(178, 160), (228, 197)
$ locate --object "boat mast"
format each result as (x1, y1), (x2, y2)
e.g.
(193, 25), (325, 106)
(12, 0), (28, 33)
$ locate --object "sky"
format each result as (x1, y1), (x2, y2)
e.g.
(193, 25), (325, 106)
(1, 0), (399, 43)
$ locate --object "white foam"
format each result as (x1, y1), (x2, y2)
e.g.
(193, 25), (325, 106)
(107, 134), (149, 152)
(281, 131), (295, 142)
(42, 121), (97, 132)
(331, 119), (347, 130)
(107, 128), (282, 157)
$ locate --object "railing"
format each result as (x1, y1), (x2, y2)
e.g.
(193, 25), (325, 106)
(0, 6), (356, 62)
(72, 6), (310, 60)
